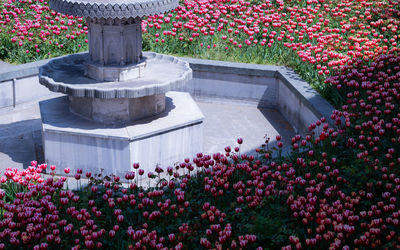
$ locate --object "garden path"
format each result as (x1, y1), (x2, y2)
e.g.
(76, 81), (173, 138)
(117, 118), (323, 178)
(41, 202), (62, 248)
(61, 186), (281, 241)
(0, 97), (295, 172)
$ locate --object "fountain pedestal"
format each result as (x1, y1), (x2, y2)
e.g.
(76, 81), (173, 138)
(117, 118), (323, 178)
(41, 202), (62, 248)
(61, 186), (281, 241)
(40, 92), (203, 177)
(69, 94), (166, 124)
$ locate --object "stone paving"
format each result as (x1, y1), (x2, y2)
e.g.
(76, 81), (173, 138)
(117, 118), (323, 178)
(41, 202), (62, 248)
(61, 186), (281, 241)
(0, 96), (295, 172)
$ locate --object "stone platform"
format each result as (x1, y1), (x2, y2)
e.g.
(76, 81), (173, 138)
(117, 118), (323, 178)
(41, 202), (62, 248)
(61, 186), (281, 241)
(39, 91), (204, 176)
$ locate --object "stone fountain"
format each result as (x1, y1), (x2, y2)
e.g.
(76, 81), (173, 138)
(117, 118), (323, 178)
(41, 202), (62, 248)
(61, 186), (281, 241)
(38, 0), (204, 176)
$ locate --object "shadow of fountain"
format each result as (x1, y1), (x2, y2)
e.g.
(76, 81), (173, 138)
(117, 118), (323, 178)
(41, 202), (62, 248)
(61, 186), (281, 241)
(0, 119), (44, 169)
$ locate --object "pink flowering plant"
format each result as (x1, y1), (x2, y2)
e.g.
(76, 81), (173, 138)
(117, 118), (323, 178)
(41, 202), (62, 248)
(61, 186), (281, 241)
(0, 0), (88, 64)
(1, 0), (399, 101)
(0, 0), (399, 249)
(1, 54), (400, 247)
(142, 0), (400, 100)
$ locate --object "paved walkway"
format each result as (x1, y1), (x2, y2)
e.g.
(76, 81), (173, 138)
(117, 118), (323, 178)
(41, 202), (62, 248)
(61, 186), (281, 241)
(0, 97), (295, 172)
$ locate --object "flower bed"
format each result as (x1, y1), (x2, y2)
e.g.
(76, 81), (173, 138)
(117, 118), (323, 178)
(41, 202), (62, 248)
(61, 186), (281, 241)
(1, 0), (399, 102)
(142, 0), (399, 103)
(0, 0), (88, 64)
(0, 51), (399, 248)
(0, 0), (399, 249)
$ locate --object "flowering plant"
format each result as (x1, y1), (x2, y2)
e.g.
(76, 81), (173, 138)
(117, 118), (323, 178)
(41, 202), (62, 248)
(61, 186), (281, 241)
(0, 0), (399, 249)
(0, 0), (88, 64)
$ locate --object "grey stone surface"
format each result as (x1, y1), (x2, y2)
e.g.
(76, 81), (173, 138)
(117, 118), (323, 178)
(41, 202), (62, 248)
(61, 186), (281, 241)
(50, 0), (179, 19)
(180, 70), (278, 107)
(86, 17), (143, 69)
(0, 57), (54, 82)
(15, 76), (62, 105)
(85, 17), (145, 82)
(40, 91), (204, 176)
(0, 93), (294, 174)
(277, 69), (335, 128)
(0, 103), (44, 169)
(40, 92), (203, 139)
(180, 57), (335, 130)
(85, 59), (146, 81)
(69, 93), (165, 124)
(182, 57), (281, 77)
(0, 80), (13, 108)
(39, 52), (192, 98)
(0, 75), (63, 109)
(197, 101), (294, 155)
(278, 79), (319, 133)
(1, 54), (334, 133)
(0, 61), (12, 69)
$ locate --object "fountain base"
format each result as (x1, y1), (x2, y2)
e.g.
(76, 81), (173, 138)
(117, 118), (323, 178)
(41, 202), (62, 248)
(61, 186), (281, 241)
(84, 60), (147, 82)
(40, 91), (204, 177)
(69, 93), (165, 124)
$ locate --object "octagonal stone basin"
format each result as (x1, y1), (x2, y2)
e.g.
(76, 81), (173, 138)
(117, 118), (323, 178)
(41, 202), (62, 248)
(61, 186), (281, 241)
(39, 52), (192, 124)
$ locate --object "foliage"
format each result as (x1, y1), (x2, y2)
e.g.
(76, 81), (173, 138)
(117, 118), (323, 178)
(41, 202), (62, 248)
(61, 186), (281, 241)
(0, 0), (399, 249)
(1, 53), (400, 247)
(1, 0), (400, 104)
(0, 0), (88, 64)
(142, 0), (400, 105)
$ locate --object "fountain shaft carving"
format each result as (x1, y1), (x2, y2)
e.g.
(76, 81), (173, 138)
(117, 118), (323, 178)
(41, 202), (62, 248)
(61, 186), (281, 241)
(87, 17), (142, 66)
(85, 16), (146, 81)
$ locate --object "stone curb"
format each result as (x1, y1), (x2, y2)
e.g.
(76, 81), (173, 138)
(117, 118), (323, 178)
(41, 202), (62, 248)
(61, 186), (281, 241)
(0, 57), (55, 82)
(277, 69), (335, 126)
(0, 54), (335, 127)
(181, 57), (335, 127)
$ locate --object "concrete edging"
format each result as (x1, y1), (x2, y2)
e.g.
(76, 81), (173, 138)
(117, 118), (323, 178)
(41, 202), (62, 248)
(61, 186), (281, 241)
(0, 54), (335, 133)
(0, 58), (52, 82)
(181, 57), (335, 132)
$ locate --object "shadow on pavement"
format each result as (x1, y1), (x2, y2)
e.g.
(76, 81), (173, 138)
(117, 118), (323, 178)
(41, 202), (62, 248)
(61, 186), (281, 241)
(0, 119), (44, 170)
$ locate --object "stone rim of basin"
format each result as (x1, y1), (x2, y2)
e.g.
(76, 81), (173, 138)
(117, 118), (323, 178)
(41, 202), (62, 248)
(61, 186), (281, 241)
(38, 52), (192, 99)
(49, 0), (179, 19)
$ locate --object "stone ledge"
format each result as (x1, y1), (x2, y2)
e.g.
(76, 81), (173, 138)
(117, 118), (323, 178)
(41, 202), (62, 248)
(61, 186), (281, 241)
(39, 52), (192, 98)
(40, 91), (204, 141)
(181, 57), (335, 129)
(1, 53), (335, 131)
(277, 69), (334, 126)
(0, 58), (51, 83)
(181, 57), (281, 78)
(40, 91), (204, 175)
(84, 60), (147, 82)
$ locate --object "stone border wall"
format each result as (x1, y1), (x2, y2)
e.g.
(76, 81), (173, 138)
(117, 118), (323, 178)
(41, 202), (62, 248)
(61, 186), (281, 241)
(180, 57), (335, 133)
(0, 55), (335, 133)
(0, 58), (61, 108)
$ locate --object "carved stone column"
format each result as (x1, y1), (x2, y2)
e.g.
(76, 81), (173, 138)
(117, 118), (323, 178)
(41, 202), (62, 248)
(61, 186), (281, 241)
(85, 17), (145, 82)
